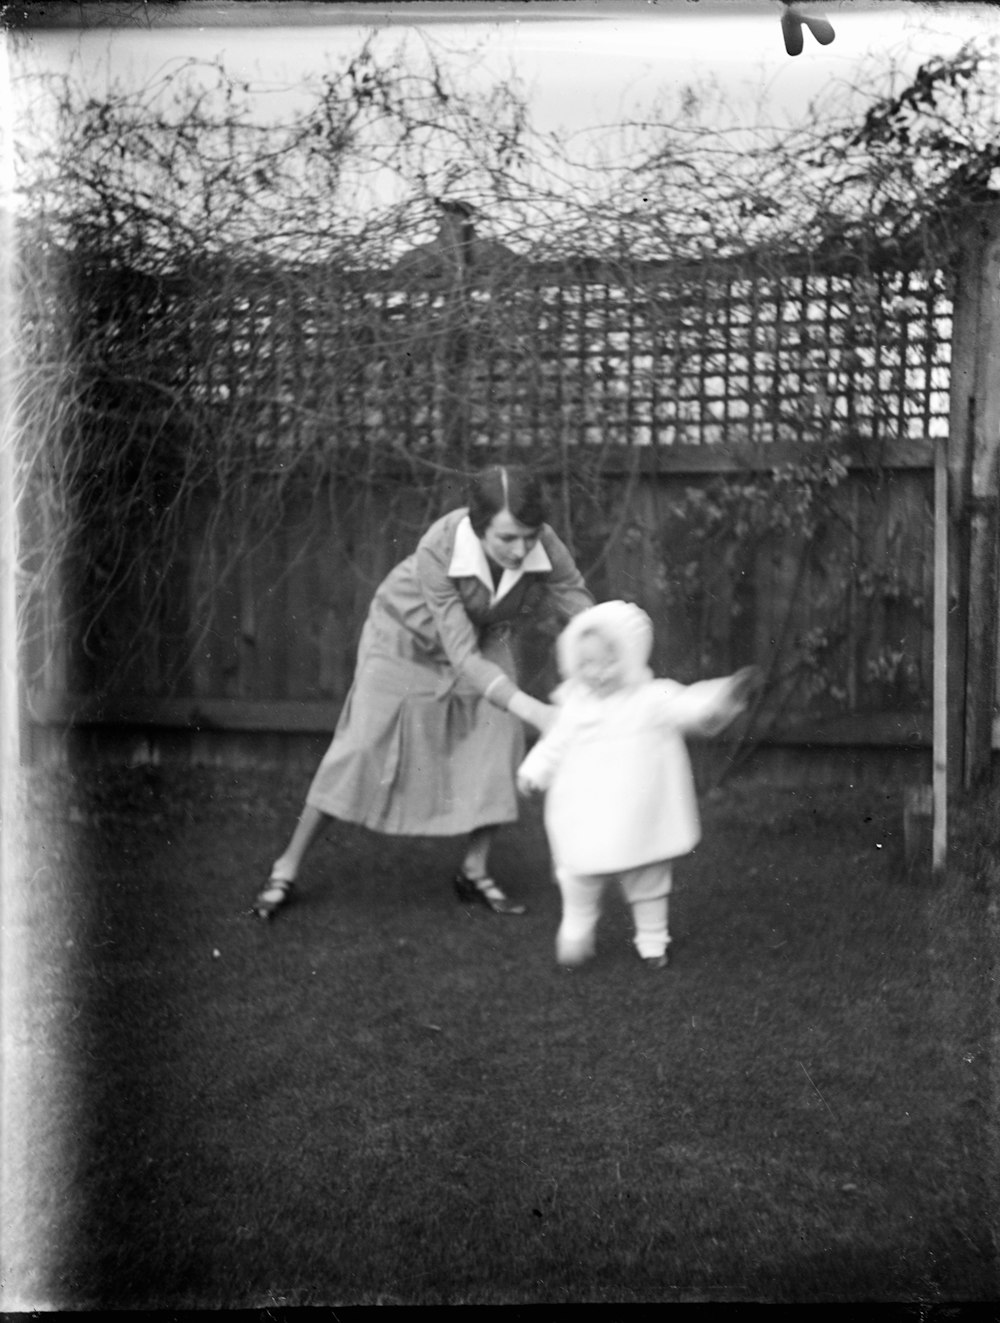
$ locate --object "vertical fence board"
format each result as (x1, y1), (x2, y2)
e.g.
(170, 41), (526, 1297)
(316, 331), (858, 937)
(248, 520), (281, 703)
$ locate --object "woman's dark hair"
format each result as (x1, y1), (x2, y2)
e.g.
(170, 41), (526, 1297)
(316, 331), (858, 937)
(467, 464), (548, 536)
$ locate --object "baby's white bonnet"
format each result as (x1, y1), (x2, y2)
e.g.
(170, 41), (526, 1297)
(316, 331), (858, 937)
(557, 600), (654, 685)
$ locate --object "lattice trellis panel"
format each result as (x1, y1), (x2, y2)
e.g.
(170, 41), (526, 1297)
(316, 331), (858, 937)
(17, 244), (961, 730)
(183, 254), (953, 459)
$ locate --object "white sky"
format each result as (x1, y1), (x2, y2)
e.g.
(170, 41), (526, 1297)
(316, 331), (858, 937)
(5, 0), (1000, 245)
(9, 0), (1000, 138)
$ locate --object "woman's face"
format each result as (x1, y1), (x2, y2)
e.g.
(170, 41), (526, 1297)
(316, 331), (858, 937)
(479, 509), (541, 571)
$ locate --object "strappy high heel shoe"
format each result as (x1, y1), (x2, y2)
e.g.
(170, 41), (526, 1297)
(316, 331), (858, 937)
(251, 876), (295, 920)
(453, 871), (526, 916)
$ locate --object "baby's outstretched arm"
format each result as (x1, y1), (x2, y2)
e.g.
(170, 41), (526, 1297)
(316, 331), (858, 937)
(656, 666), (762, 735)
(729, 665), (763, 709)
(703, 665), (762, 732)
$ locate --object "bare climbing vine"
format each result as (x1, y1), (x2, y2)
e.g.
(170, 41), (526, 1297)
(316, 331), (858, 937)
(8, 32), (999, 754)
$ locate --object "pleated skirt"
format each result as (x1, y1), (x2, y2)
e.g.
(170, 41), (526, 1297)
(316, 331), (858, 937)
(305, 618), (524, 836)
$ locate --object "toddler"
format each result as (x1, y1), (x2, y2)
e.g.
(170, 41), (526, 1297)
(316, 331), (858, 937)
(517, 600), (757, 969)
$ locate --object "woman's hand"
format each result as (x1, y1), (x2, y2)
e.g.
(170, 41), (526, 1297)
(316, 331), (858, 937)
(507, 690), (557, 734)
(533, 702), (558, 735)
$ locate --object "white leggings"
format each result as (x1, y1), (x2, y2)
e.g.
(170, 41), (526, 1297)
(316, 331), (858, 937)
(554, 860), (673, 963)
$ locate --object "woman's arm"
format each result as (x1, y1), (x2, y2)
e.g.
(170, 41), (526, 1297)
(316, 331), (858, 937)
(538, 527), (594, 621)
(415, 533), (551, 729)
(416, 538), (512, 692)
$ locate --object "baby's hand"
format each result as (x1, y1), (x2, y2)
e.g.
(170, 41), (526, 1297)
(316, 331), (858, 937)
(729, 666), (763, 707)
(517, 771), (540, 797)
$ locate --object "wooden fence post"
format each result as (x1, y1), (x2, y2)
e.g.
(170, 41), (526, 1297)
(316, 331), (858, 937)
(965, 203), (1000, 785)
(946, 199), (1000, 789)
(933, 424), (949, 874)
(1, 202), (19, 775)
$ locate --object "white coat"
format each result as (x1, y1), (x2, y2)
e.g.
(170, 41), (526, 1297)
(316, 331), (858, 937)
(518, 601), (745, 876)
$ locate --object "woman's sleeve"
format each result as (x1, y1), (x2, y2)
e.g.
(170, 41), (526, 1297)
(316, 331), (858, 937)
(539, 528), (594, 620)
(415, 538), (519, 708)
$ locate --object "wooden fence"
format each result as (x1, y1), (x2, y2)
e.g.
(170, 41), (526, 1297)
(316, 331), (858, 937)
(17, 210), (1000, 783)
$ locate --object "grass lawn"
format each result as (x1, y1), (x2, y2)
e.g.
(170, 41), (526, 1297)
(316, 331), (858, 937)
(3, 761), (998, 1307)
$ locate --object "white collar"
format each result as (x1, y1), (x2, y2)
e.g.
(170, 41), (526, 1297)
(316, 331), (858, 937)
(448, 513), (552, 604)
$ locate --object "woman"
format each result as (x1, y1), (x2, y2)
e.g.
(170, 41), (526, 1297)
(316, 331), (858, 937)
(252, 464), (594, 919)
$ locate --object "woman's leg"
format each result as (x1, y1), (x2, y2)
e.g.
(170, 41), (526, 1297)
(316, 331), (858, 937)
(271, 804), (332, 882)
(460, 824), (497, 880)
(455, 824), (525, 914)
(253, 805), (332, 919)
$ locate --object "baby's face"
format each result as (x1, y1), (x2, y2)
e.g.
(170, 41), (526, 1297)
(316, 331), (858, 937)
(575, 632), (626, 696)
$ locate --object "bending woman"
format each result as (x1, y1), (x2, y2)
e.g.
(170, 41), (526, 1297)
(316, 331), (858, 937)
(252, 464), (593, 920)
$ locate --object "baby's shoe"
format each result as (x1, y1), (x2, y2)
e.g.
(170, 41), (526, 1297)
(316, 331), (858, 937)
(636, 937), (671, 970)
(556, 932), (595, 968)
